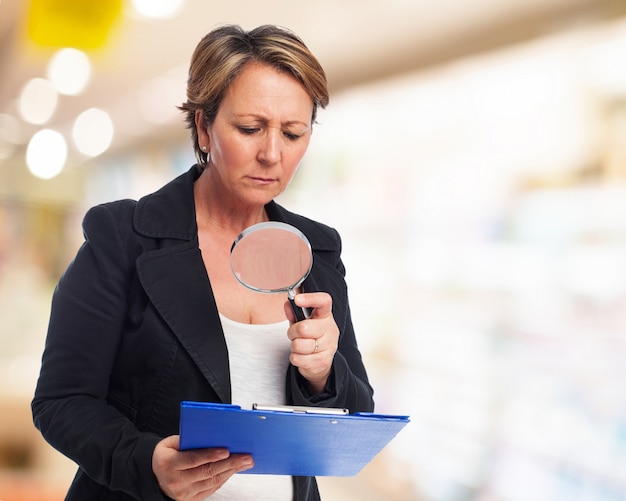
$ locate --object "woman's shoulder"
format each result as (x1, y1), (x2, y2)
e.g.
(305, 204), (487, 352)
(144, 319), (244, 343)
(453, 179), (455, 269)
(80, 200), (139, 246)
(83, 199), (137, 225)
(83, 167), (199, 240)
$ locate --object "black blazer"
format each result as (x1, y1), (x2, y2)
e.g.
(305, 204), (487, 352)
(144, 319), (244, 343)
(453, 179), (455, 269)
(32, 166), (374, 500)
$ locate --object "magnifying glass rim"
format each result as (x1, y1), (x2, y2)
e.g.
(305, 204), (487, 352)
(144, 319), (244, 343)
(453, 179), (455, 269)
(230, 221), (313, 294)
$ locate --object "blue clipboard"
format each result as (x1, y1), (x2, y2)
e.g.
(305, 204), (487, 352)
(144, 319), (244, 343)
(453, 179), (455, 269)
(179, 401), (409, 476)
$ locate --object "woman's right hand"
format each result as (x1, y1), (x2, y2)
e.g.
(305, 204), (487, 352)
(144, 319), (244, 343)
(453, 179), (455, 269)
(152, 435), (254, 500)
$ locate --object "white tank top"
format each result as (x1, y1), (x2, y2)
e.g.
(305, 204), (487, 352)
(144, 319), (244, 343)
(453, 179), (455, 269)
(207, 314), (293, 501)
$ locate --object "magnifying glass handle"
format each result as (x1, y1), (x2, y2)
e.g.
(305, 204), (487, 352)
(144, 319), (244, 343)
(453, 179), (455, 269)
(288, 289), (309, 322)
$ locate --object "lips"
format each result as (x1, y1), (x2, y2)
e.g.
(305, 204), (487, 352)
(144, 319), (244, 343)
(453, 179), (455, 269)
(249, 176), (276, 184)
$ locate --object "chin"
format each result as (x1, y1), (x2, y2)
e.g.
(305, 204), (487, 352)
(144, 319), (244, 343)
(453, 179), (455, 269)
(248, 186), (283, 204)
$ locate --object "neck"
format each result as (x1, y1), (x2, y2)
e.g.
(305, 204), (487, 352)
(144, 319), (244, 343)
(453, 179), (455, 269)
(194, 171), (269, 235)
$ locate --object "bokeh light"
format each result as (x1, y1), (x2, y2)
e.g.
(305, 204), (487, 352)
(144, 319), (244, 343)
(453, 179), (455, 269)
(47, 48), (92, 96)
(26, 129), (67, 179)
(18, 78), (58, 125)
(131, 0), (184, 19)
(72, 108), (114, 157)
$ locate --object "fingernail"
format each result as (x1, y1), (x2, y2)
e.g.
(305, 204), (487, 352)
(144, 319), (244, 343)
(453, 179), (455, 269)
(241, 457), (254, 467)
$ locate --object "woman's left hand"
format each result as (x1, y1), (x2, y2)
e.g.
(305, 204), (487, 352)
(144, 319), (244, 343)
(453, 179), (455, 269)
(285, 292), (339, 394)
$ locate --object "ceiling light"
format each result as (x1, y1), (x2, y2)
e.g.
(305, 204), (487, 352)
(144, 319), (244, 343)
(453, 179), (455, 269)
(72, 108), (114, 157)
(18, 78), (58, 125)
(131, 0), (184, 19)
(48, 48), (92, 96)
(26, 129), (67, 179)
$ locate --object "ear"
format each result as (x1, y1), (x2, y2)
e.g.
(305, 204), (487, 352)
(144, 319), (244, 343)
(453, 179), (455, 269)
(195, 110), (210, 151)
(194, 109), (204, 129)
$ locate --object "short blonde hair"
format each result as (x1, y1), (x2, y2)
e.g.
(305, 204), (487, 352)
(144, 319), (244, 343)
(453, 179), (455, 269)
(179, 24), (329, 169)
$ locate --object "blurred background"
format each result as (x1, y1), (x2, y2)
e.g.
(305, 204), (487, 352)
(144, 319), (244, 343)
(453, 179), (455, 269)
(1, 0), (626, 499)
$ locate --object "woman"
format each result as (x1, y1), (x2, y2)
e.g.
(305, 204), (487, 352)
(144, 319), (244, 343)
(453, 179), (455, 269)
(32, 24), (374, 500)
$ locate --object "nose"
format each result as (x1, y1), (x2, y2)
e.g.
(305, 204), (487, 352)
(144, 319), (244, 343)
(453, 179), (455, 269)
(257, 128), (281, 165)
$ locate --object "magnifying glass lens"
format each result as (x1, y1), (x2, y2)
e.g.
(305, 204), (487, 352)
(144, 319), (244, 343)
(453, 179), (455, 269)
(230, 222), (313, 321)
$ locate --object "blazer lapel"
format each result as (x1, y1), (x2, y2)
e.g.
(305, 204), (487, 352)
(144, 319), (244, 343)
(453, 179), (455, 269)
(136, 241), (231, 403)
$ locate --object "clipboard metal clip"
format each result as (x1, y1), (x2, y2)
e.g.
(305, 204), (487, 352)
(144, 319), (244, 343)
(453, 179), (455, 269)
(252, 403), (349, 415)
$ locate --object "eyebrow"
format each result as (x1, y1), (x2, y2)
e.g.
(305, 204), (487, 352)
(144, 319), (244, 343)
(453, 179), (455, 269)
(233, 114), (310, 128)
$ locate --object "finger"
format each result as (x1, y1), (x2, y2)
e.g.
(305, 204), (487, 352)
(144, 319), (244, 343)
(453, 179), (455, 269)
(158, 434), (180, 452)
(182, 447), (231, 470)
(193, 454), (253, 483)
(190, 455), (254, 499)
(286, 317), (313, 341)
(293, 292), (332, 318)
(289, 349), (331, 383)
(153, 439), (234, 499)
(291, 336), (320, 355)
(228, 453), (255, 473)
(154, 436), (222, 476)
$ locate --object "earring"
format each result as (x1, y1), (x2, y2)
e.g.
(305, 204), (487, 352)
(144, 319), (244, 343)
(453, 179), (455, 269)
(201, 145), (208, 152)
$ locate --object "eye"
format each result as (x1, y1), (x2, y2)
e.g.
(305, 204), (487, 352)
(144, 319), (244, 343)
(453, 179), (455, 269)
(238, 126), (259, 135)
(283, 131), (301, 141)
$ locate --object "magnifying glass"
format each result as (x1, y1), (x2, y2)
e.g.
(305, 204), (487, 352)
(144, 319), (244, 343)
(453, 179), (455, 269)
(230, 221), (312, 322)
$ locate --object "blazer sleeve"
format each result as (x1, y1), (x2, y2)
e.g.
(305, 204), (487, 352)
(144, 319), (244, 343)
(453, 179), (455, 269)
(286, 228), (375, 414)
(31, 202), (166, 500)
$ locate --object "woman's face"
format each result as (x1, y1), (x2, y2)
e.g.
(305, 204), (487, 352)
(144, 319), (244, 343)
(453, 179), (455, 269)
(197, 62), (314, 208)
